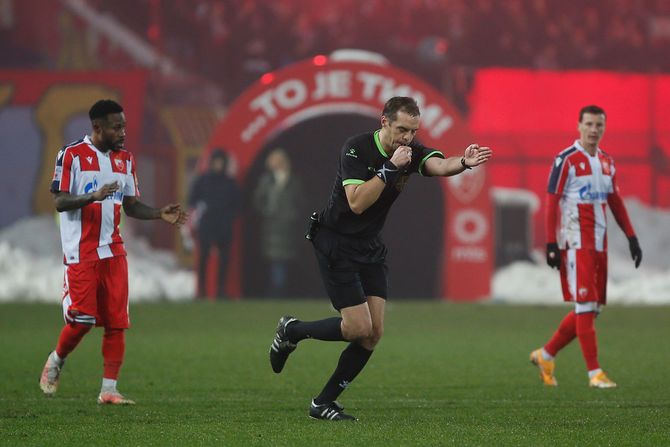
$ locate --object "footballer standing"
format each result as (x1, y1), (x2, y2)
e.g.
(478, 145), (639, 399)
(530, 105), (642, 388)
(40, 99), (187, 404)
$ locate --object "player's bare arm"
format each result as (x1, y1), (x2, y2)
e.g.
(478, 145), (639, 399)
(53, 181), (120, 212)
(424, 144), (492, 177)
(123, 196), (187, 226)
(344, 145), (412, 215)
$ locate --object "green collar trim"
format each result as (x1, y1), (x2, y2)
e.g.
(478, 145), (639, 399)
(374, 130), (389, 158)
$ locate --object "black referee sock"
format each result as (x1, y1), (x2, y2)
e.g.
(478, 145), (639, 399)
(287, 317), (344, 343)
(314, 342), (373, 405)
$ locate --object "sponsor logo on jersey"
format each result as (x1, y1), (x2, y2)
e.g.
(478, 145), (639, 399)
(346, 148), (358, 158)
(578, 183), (608, 201)
(84, 178), (98, 194)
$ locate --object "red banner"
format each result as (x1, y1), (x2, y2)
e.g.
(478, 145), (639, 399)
(469, 68), (670, 247)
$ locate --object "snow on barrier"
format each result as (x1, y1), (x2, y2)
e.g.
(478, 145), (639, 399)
(1, 198), (668, 304)
(492, 199), (670, 305)
(0, 215), (195, 302)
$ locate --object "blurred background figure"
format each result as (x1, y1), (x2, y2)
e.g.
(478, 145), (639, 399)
(253, 148), (303, 298)
(188, 149), (240, 299)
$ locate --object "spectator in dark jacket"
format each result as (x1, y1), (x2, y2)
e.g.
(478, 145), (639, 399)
(188, 149), (240, 299)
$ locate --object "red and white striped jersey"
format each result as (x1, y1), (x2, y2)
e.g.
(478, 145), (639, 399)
(50, 136), (139, 264)
(547, 140), (619, 252)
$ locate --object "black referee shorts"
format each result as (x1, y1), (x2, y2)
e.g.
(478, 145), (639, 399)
(312, 228), (388, 311)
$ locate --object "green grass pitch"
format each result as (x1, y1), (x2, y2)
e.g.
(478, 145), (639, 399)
(1, 300), (669, 446)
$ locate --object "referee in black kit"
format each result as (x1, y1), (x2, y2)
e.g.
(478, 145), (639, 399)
(269, 97), (492, 421)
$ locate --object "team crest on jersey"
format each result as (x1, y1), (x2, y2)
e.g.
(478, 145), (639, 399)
(579, 162), (586, 171)
(115, 158), (125, 171)
(346, 148), (358, 158)
(579, 287), (588, 298)
(86, 156), (94, 164)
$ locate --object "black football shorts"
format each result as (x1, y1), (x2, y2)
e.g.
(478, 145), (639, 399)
(312, 228), (388, 311)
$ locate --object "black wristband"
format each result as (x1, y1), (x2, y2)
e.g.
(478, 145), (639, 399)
(461, 157), (472, 170)
(375, 160), (400, 184)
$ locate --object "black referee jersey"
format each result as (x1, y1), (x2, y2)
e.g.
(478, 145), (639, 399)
(319, 130), (444, 239)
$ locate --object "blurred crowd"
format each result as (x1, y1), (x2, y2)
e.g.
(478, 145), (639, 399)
(2, 0), (670, 107)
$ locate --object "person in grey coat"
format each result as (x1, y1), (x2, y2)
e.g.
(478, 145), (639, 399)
(253, 148), (302, 297)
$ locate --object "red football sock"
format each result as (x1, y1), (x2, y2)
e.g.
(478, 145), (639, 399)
(102, 329), (125, 380)
(576, 312), (599, 371)
(55, 323), (92, 359)
(544, 310), (576, 357)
